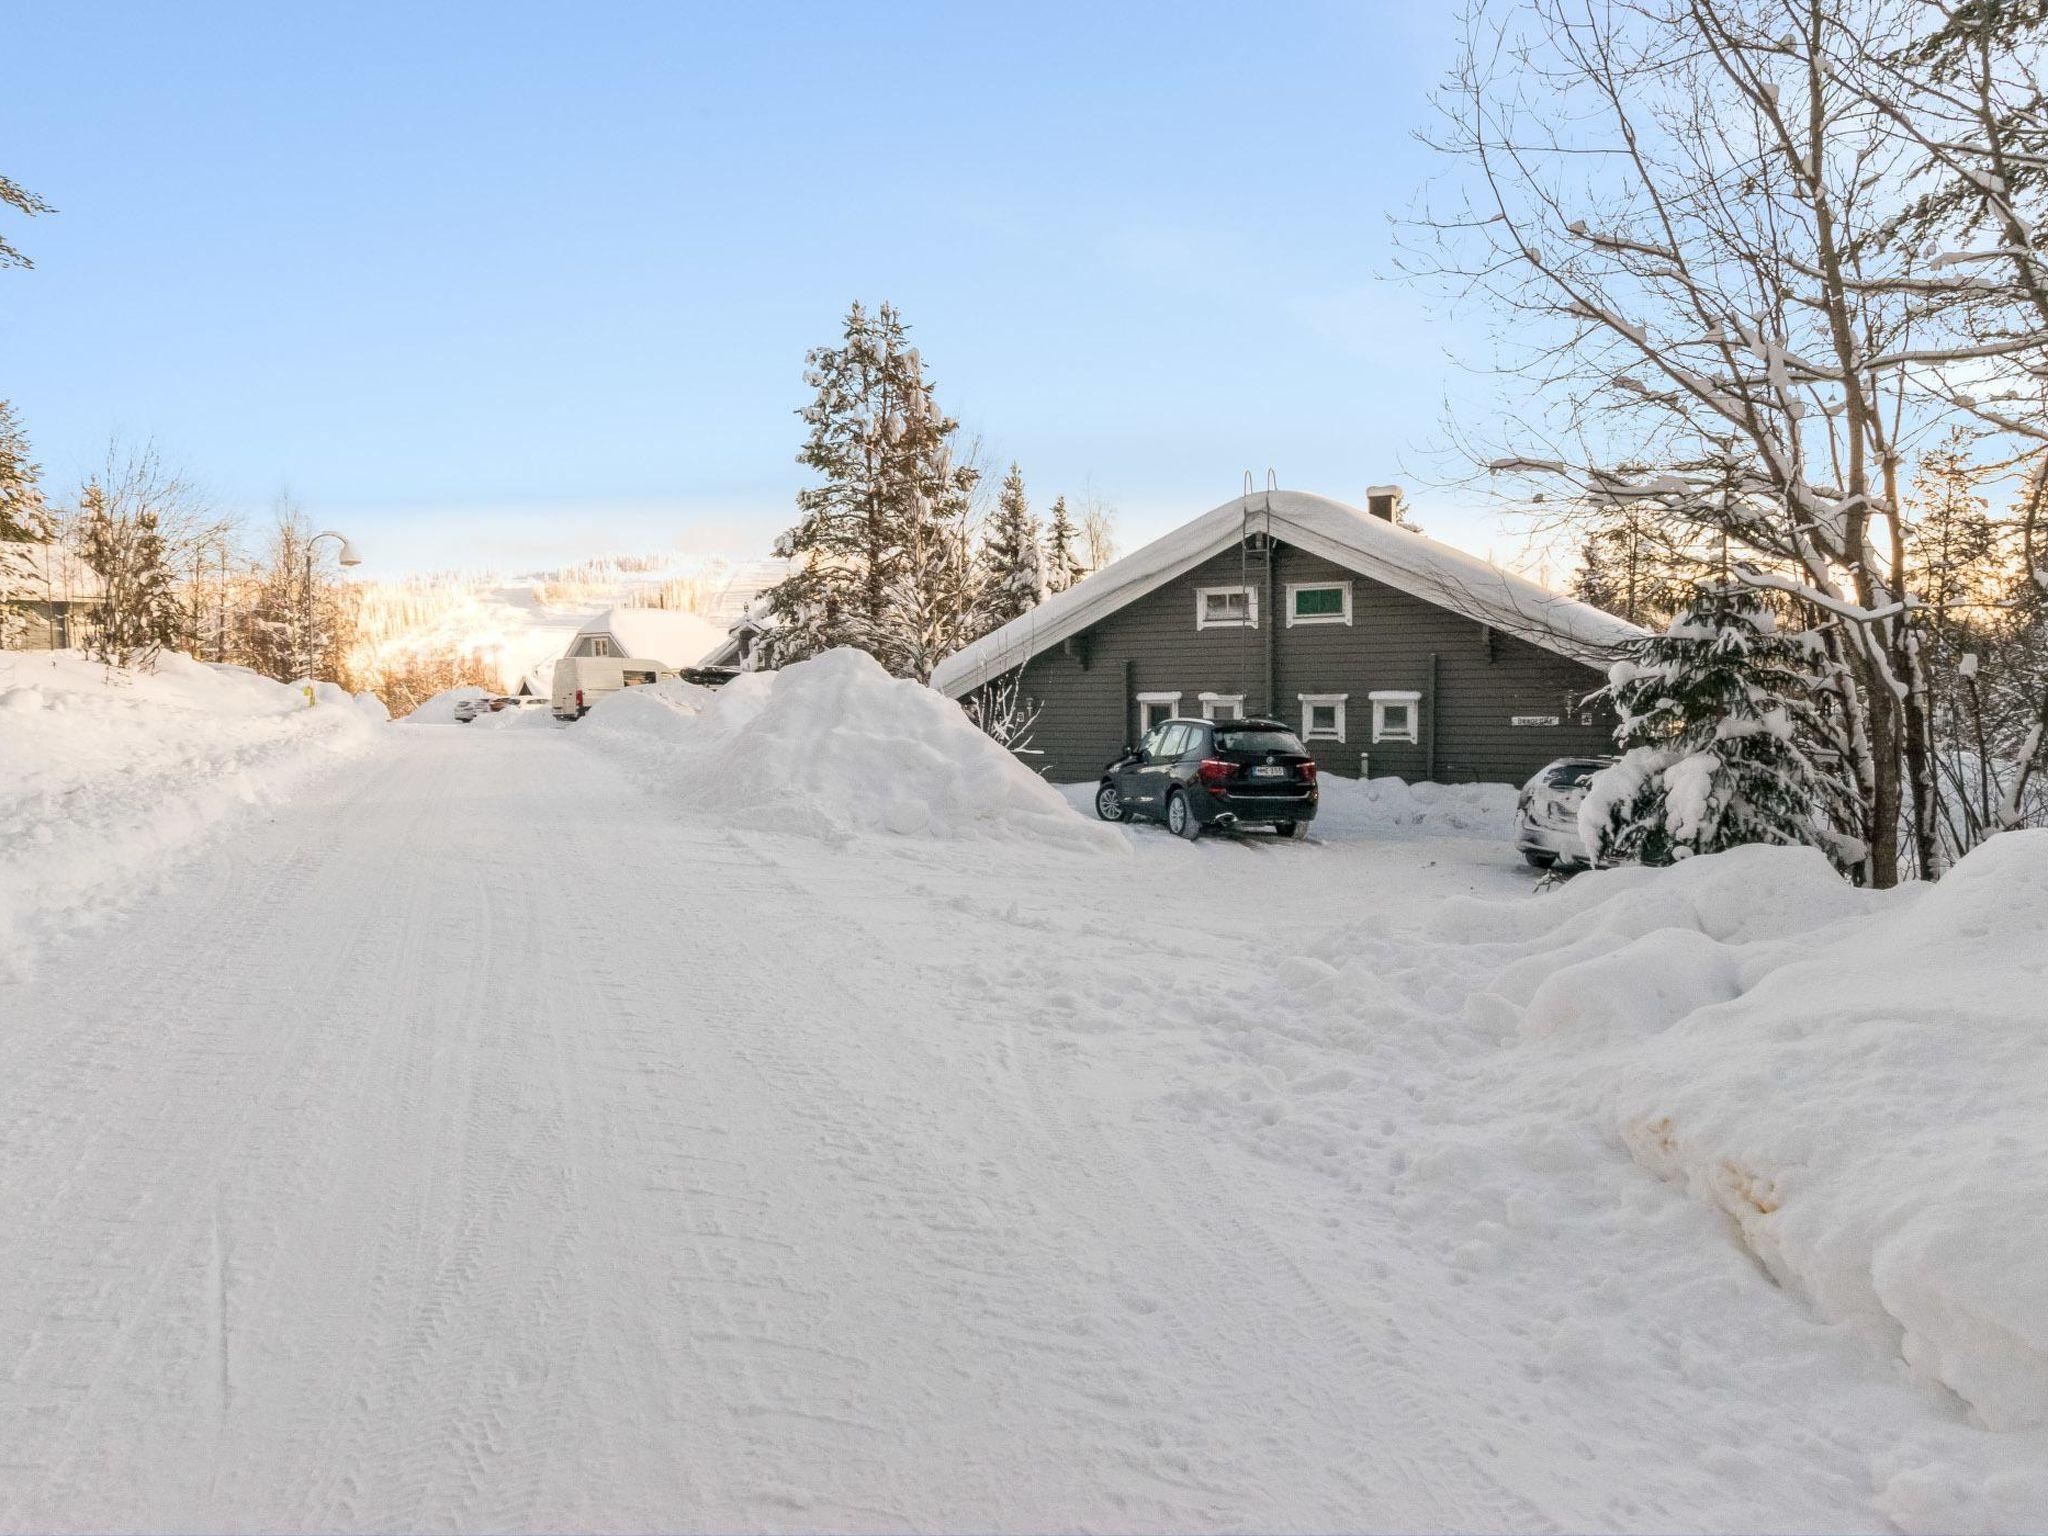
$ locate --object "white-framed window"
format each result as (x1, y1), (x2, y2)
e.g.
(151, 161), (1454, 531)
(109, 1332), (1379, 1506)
(1298, 693), (1347, 743)
(1135, 691), (1182, 734)
(1370, 689), (1421, 744)
(1286, 580), (1353, 627)
(588, 636), (612, 657)
(1195, 585), (1258, 630)
(1199, 692), (1245, 721)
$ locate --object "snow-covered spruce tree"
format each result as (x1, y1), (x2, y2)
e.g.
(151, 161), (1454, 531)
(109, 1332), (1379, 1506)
(977, 463), (1045, 632)
(1042, 494), (1085, 594)
(78, 479), (184, 669)
(1582, 590), (1849, 869)
(763, 301), (980, 677)
(0, 399), (54, 646)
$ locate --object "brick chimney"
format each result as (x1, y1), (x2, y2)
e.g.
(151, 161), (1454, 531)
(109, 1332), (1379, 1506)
(1365, 484), (1403, 522)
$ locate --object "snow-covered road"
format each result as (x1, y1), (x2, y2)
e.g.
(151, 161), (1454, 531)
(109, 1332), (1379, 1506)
(0, 720), (2034, 1531)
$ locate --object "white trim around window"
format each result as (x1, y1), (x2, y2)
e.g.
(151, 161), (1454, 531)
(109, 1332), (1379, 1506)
(1198, 692), (1245, 721)
(1136, 691), (1182, 734)
(1285, 580), (1354, 627)
(1369, 689), (1422, 744)
(1195, 585), (1258, 630)
(1298, 692), (1347, 743)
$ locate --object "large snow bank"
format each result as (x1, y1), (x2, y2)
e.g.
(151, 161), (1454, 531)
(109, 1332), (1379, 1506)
(1152, 834), (2048, 1531)
(583, 649), (1124, 852)
(0, 651), (386, 971)
(1451, 839), (2048, 1527)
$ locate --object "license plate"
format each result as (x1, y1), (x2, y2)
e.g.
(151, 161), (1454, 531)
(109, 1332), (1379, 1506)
(1251, 765), (1288, 778)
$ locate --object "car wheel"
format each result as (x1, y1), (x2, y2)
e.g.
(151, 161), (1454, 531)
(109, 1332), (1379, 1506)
(1094, 782), (1126, 822)
(1522, 849), (1558, 868)
(1166, 791), (1200, 840)
(1275, 821), (1309, 840)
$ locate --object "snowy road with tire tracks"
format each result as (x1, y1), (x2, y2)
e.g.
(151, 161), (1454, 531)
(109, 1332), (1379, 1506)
(0, 722), (2023, 1531)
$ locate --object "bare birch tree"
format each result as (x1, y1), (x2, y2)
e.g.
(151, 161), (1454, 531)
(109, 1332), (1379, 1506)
(1403, 0), (2048, 885)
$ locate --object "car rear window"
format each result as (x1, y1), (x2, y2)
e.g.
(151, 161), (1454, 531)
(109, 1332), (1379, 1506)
(1215, 728), (1307, 755)
(1544, 761), (1604, 789)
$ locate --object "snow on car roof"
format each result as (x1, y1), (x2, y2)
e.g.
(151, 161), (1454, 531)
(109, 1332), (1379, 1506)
(930, 490), (1645, 698)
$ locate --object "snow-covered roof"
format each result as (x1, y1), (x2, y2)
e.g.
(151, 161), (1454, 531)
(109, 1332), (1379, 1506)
(571, 607), (730, 669)
(930, 490), (1644, 697)
(0, 541), (103, 602)
(699, 599), (776, 667)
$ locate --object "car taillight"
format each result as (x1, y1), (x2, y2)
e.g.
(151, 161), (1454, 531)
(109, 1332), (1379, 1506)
(1196, 759), (1234, 789)
(575, 689), (585, 709)
(1299, 760), (1318, 782)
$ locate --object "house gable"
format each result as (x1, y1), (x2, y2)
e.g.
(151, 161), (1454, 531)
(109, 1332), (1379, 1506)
(930, 490), (1640, 700)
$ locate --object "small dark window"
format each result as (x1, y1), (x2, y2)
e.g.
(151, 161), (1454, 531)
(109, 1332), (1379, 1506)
(1216, 728), (1307, 755)
(1295, 587), (1344, 616)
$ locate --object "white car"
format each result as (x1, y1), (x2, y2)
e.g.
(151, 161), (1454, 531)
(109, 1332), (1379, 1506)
(1514, 756), (1612, 869)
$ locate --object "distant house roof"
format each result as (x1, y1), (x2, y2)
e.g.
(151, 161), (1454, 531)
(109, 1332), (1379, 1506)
(570, 607), (729, 668)
(930, 489), (1644, 698)
(699, 599), (775, 668)
(0, 541), (103, 603)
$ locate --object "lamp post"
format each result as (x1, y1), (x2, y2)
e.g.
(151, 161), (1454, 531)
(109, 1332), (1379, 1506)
(304, 529), (363, 681)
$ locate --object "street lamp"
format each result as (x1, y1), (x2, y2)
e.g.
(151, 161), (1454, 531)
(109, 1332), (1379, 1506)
(304, 529), (362, 681)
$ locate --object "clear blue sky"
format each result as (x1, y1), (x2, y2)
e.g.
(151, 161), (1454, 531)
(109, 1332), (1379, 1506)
(3, 1), (1506, 576)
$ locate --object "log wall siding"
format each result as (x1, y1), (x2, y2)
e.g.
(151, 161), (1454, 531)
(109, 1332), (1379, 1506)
(992, 539), (1616, 784)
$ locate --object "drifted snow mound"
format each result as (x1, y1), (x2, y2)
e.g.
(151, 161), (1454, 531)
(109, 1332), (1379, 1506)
(591, 649), (1124, 852)
(579, 676), (717, 736)
(0, 650), (385, 970)
(1448, 837), (2048, 1515)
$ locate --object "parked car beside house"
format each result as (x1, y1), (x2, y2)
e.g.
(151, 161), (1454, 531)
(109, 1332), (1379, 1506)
(1095, 717), (1319, 839)
(1514, 756), (1613, 868)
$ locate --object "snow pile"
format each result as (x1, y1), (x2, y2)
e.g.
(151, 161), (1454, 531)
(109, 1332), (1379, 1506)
(1315, 775), (1519, 839)
(0, 651), (386, 970)
(586, 649), (1124, 852)
(403, 684), (491, 724)
(1454, 839), (2048, 1526)
(579, 675), (718, 737)
(1152, 834), (2048, 1531)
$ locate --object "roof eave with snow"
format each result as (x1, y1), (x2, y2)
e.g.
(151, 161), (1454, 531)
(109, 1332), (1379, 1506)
(929, 491), (1644, 698)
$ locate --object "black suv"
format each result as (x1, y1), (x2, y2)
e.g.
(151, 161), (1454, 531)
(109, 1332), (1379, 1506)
(1094, 717), (1319, 840)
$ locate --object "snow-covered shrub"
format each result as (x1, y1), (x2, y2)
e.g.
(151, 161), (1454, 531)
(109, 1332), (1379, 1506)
(1581, 592), (1852, 870)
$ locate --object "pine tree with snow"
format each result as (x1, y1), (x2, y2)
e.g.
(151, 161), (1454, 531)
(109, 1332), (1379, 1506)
(1042, 494), (1085, 594)
(976, 463), (1044, 632)
(1582, 590), (1848, 870)
(763, 301), (979, 676)
(78, 478), (185, 669)
(0, 400), (54, 643)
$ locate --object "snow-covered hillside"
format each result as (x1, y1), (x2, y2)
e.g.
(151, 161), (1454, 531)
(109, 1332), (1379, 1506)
(345, 553), (785, 694)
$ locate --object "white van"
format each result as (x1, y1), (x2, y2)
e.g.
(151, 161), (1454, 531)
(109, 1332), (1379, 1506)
(551, 656), (677, 720)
